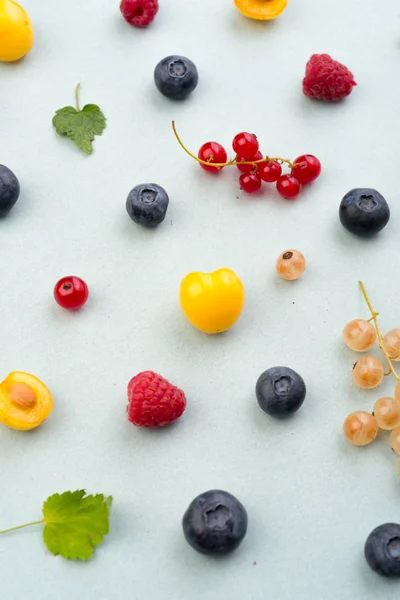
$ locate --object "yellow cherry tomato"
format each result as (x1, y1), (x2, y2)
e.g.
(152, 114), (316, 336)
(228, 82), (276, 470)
(0, 371), (53, 430)
(0, 0), (34, 62)
(234, 0), (288, 20)
(179, 268), (245, 334)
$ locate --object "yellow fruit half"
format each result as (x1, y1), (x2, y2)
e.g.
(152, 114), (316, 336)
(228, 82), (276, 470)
(0, 371), (53, 430)
(234, 0), (288, 20)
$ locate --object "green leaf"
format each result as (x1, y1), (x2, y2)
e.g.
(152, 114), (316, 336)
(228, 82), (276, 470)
(42, 490), (113, 560)
(52, 84), (106, 155)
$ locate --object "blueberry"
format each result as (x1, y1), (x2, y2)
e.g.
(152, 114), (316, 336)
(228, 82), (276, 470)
(365, 523), (400, 577)
(182, 490), (248, 555)
(126, 183), (169, 228)
(256, 366), (306, 417)
(154, 55), (198, 100)
(339, 188), (390, 237)
(0, 165), (20, 217)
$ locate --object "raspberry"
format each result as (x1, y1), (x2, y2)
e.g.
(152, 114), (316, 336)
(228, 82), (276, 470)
(127, 371), (186, 427)
(120, 0), (159, 28)
(302, 54), (356, 102)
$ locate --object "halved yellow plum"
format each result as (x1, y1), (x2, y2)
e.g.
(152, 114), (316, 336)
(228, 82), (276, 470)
(0, 372), (53, 430)
(234, 0), (288, 21)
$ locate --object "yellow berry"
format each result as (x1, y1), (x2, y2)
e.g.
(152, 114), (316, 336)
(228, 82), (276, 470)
(352, 356), (384, 389)
(343, 411), (378, 446)
(179, 268), (245, 334)
(343, 319), (376, 352)
(383, 329), (400, 361)
(276, 249), (306, 281)
(0, 0), (34, 62)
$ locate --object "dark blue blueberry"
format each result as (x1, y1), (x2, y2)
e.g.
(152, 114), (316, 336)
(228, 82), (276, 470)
(365, 523), (400, 577)
(154, 55), (198, 100)
(182, 490), (248, 555)
(126, 183), (169, 228)
(256, 366), (306, 417)
(0, 165), (20, 217)
(339, 188), (390, 237)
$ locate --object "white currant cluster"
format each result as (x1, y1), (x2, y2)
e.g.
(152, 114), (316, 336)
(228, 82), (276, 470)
(342, 283), (400, 461)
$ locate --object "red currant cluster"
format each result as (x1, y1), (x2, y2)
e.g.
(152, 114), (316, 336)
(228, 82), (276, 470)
(175, 126), (322, 199)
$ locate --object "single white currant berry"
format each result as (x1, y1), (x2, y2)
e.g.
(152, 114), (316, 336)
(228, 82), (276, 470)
(383, 329), (400, 362)
(276, 250), (306, 281)
(390, 427), (400, 455)
(373, 397), (400, 430)
(343, 411), (379, 446)
(352, 356), (384, 389)
(343, 319), (376, 352)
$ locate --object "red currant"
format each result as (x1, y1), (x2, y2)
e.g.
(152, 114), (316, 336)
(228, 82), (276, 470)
(291, 154), (321, 184)
(276, 175), (301, 200)
(236, 150), (263, 173)
(259, 160), (282, 183)
(54, 276), (89, 310)
(239, 172), (262, 193)
(198, 142), (228, 173)
(232, 132), (259, 160)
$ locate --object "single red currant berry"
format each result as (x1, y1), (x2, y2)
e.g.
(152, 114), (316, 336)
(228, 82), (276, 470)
(291, 154), (321, 184)
(232, 132), (259, 160)
(236, 150), (263, 173)
(198, 142), (228, 173)
(276, 175), (302, 200)
(259, 160), (282, 183)
(54, 276), (89, 310)
(239, 172), (262, 193)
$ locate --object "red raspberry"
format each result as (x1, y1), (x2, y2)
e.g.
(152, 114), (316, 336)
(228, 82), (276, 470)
(127, 371), (186, 427)
(303, 54), (356, 102)
(120, 0), (159, 28)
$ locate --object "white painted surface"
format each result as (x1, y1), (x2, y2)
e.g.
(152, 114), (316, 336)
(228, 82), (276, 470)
(1, 0), (400, 597)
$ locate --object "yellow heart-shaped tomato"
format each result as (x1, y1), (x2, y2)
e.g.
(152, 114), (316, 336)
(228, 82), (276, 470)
(0, 0), (34, 62)
(179, 268), (245, 334)
(234, 0), (288, 20)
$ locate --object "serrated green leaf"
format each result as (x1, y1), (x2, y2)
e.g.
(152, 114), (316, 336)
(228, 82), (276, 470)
(42, 490), (112, 560)
(105, 495), (113, 515)
(52, 96), (106, 156)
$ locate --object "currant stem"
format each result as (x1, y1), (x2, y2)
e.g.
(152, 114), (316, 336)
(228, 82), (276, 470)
(75, 83), (81, 112)
(172, 121), (295, 169)
(359, 281), (400, 381)
(0, 520), (44, 535)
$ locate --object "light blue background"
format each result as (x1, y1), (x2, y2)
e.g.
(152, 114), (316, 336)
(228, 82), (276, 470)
(1, 0), (400, 597)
